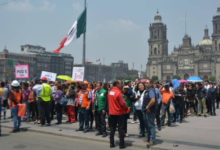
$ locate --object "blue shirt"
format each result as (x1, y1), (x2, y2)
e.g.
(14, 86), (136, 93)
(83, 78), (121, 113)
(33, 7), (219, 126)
(142, 87), (156, 113)
(155, 88), (162, 103)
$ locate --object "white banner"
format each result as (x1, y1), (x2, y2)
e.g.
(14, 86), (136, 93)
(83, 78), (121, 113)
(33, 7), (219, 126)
(15, 65), (29, 79)
(41, 71), (57, 82)
(72, 67), (84, 81)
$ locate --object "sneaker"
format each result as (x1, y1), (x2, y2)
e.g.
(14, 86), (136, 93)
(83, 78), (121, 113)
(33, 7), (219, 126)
(146, 141), (154, 148)
(138, 134), (145, 138)
(96, 132), (102, 136)
(10, 129), (19, 133)
(102, 133), (107, 137)
(84, 129), (89, 133)
(119, 145), (126, 149)
(110, 143), (115, 148)
(157, 126), (161, 131)
(75, 128), (83, 131)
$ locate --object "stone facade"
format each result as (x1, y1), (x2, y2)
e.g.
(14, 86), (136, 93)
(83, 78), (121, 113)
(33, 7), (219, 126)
(147, 7), (220, 81)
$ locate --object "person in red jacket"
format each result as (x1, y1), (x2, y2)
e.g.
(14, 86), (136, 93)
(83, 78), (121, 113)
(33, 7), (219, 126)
(108, 80), (129, 149)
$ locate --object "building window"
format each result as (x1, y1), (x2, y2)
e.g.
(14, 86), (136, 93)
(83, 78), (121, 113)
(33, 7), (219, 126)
(154, 48), (157, 55)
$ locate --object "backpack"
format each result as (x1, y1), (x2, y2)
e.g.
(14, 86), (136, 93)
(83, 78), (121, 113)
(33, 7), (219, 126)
(59, 95), (68, 106)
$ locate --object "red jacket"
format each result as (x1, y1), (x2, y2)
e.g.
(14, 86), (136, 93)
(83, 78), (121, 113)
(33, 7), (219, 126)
(108, 87), (129, 115)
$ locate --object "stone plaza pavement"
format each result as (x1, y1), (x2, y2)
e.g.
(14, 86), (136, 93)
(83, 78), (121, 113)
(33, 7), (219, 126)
(1, 109), (220, 150)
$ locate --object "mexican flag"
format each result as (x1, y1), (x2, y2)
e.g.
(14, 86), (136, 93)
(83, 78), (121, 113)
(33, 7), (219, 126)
(53, 8), (87, 54)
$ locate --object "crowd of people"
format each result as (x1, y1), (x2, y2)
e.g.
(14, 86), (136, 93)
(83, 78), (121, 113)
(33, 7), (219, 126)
(0, 77), (220, 149)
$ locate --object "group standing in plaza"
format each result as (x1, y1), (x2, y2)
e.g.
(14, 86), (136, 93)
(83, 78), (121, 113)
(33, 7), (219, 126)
(0, 77), (220, 148)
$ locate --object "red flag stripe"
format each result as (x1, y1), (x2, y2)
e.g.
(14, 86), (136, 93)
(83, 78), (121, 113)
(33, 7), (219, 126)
(53, 37), (68, 54)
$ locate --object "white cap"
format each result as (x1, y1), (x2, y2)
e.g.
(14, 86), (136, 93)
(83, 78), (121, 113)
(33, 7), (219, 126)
(11, 80), (20, 87)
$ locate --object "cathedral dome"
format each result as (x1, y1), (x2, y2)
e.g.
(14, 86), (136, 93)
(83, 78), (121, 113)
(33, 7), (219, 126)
(199, 27), (212, 46)
(154, 10), (162, 23)
(199, 39), (212, 46)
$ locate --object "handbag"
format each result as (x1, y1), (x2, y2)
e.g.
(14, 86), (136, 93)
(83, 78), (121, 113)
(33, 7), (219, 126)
(169, 100), (175, 113)
(59, 95), (68, 106)
(18, 104), (26, 117)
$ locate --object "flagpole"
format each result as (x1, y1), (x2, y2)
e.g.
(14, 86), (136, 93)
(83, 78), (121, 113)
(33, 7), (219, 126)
(82, 0), (87, 66)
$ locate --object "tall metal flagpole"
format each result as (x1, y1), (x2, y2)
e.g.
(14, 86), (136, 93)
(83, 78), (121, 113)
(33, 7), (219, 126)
(82, 0), (87, 66)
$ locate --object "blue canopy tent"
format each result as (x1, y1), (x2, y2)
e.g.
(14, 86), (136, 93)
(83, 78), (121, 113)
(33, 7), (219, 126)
(187, 76), (203, 82)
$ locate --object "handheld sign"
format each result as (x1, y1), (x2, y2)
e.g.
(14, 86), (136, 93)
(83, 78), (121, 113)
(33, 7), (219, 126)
(72, 67), (84, 81)
(15, 65), (29, 79)
(41, 71), (57, 82)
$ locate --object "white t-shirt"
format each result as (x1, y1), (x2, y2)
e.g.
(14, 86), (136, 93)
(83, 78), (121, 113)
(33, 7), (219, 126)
(135, 90), (146, 110)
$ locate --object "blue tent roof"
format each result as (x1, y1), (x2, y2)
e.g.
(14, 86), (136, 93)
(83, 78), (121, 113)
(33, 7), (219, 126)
(187, 76), (203, 82)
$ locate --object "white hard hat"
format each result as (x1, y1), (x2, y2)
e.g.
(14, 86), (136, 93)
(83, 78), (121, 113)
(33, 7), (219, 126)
(11, 80), (20, 87)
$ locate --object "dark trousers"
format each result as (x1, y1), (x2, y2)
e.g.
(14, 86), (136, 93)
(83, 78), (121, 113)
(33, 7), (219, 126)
(89, 109), (94, 129)
(207, 99), (212, 114)
(156, 103), (161, 128)
(109, 115), (125, 146)
(206, 98), (210, 113)
(34, 100), (40, 120)
(78, 107), (89, 130)
(50, 100), (55, 120)
(210, 99), (216, 115)
(174, 101), (184, 122)
(29, 102), (36, 120)
(40, 99), (51, 125)
(216, 96), (220, 109)
(95, 110), (106, 134)
(135, 109), (145, 135)
(123, 113), (129, 134)
(55, 103), (62, 123)
(75, 106), (78, 121)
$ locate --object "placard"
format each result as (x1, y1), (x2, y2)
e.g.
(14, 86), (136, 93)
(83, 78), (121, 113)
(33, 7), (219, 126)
(41, 71), (57, 82)
(72, 67), (84, 81)
(15, 65), (29, 79)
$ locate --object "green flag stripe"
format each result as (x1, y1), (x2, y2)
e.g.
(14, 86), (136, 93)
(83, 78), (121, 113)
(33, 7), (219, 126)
(77, 8), (87, 38)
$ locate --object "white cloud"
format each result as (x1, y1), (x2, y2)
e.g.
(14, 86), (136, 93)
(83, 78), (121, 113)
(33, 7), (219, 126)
(96, 19), (141, 33)
(6, 0), (55, 12)
(72, 1), (82, 15)
(40, 0), (56, 11)
(7, 0), (33, 11)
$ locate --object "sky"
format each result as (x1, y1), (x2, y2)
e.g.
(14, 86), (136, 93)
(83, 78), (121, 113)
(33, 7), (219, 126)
(0, 0), (220, 71)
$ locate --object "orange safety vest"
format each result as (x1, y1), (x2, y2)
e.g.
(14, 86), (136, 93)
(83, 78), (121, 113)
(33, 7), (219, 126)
(76, 89), (90, 108)
(28, 90), (35, 103)
(9, 89), (22, 107)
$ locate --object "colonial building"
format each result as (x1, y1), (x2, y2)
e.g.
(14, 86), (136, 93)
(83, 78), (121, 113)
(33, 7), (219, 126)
(147, 7), (220, 81)
(0, 45), (74, 81)
(74, 60), (139, 82)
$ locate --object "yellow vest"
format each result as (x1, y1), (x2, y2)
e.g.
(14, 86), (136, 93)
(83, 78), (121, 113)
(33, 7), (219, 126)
(40, 83), (51, 102)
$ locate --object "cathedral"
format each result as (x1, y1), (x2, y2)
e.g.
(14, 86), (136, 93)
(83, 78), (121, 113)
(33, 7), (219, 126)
(146, 6), (220, 81)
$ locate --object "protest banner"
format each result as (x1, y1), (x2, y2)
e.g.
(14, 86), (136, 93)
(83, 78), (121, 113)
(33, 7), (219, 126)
(41, 71), (57, 82)
(15, 65), (29, 79)
(72, 67), (85, 81)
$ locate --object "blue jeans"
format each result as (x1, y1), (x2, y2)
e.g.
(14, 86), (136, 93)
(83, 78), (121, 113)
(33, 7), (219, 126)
(11, 107), (21, 130)
(161, 103), (172, 126)
(135, 109), (145, 135)
(144, 112), (156, 142)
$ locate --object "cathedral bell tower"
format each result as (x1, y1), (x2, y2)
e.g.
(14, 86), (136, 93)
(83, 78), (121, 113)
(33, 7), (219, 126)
(212, 6), (220, 51)
(148, 11), (168, 57)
